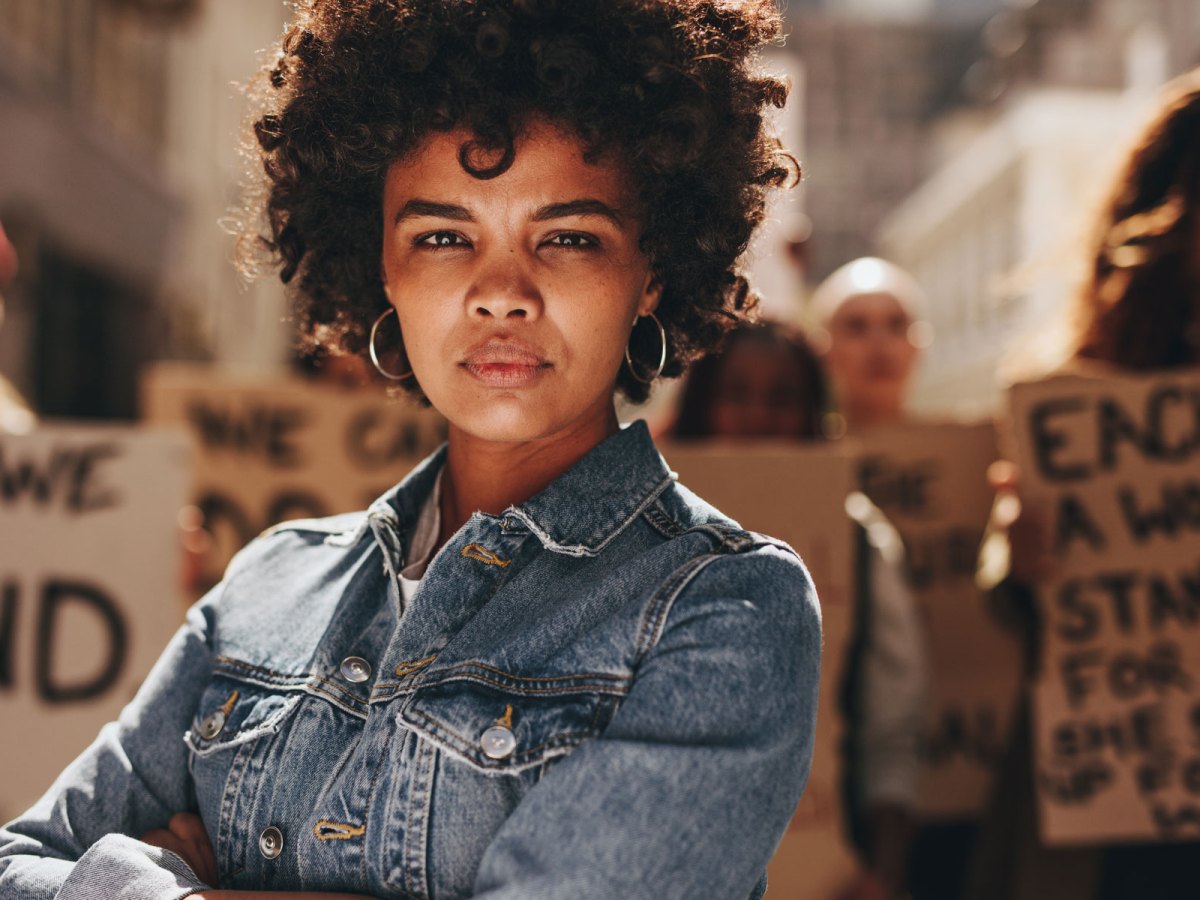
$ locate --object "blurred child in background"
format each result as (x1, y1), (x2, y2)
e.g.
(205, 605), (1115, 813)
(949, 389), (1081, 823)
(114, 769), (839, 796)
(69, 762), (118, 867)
(673, 321), (927, 900)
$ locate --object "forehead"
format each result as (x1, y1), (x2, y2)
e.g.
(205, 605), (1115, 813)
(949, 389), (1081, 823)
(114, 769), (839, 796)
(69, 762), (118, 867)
(830, 291), (911, 324)
(383, 120), (632, 206)
(720, 337), (805, 379)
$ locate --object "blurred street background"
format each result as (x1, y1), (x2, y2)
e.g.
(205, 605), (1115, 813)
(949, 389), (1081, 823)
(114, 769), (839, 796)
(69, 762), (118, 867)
(3, 0), (1198, 421)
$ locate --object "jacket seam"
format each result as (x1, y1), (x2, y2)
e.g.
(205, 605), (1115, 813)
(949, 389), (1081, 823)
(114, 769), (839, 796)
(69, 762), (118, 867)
(633, 532), (793, 662)
(372, 672), (630, 702)
(634, 553), (722, 661)
(213, 656), (308, 686)
(402, 707), (594, 769)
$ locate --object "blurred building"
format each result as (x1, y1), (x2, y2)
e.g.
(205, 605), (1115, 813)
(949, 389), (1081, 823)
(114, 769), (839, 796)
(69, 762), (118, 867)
(159, 0), (293, 376)
(878, 0), (1200, 417)
(785, 12), (984, 285)
(0, 0), (185, 419)
(0, 0), (291, 421)
(879, 87), (1149, 418)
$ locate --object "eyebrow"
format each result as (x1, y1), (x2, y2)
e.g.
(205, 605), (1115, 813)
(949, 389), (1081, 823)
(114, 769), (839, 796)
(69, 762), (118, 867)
(393, 198), (626, 227)
(531, 199), (625, 227)
(394, 200), (473, 224)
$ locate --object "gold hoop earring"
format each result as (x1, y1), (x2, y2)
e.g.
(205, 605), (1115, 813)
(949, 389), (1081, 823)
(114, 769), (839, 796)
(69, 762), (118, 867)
(625, 312), (667, 384)
(368, 308), (413, 380)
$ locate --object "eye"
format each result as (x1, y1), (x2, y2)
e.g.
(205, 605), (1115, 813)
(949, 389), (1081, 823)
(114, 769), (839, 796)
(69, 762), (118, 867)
(416, 231), (471, 249)
(544, 232), (597, 249)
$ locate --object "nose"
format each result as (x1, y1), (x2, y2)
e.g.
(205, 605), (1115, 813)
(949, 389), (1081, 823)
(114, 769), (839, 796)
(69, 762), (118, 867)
(466, 251), (543, 321)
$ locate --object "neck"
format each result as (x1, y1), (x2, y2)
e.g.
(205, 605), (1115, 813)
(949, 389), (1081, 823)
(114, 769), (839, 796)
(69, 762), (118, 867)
(842, 399), (905, 431)
(436, 406), (620, 546)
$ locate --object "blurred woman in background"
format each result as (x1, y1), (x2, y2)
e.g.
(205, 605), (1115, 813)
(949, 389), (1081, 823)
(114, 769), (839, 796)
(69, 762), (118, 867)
(673, 321), (927, 900)
(972, 65), (1200, 900)
(810, 257), (929, 433)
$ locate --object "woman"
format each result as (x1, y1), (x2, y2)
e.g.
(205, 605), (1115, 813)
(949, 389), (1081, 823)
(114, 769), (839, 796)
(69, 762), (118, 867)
(672, 322), (926, 900)
(0, 2), (821, 899)
(969, 67), (1200, 900)
(810, 257), (929, 432)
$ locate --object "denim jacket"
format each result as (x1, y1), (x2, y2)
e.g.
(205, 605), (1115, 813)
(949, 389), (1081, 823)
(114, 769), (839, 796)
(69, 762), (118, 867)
(0, 421), (821, 900)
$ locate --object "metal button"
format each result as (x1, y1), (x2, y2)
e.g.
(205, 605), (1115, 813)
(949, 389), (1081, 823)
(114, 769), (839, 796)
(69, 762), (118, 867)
(339, 656), (371, 683)
(259, 825), (284, 860)
(198, 710), (226, 740)
(481, 725), (517, 760)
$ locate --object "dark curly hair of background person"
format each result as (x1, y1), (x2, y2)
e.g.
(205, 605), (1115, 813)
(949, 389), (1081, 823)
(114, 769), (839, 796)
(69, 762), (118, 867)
(241, 0), (798, 403)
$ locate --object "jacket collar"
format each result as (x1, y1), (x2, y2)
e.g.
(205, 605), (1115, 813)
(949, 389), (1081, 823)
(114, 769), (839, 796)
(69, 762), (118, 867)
(506, 420), (674, 557)
(368, 420), (673, 559)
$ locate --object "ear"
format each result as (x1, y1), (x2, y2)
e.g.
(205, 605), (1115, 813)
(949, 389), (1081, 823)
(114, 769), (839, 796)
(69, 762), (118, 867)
(637, 272), (663, 317)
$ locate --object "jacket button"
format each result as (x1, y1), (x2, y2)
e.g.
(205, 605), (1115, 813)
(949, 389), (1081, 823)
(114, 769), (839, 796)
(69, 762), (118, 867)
(198, 710), (225, 740)
(259, 825), (284, 860)
(339, 656), (371, 683)
(481, 725), (516, 760)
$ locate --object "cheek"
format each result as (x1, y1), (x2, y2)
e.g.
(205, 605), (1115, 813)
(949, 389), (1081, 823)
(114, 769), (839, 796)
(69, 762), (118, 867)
(832, 342), (868, 375)
(554, 290), (638, 365)
(777, 408), (807, 435)
(887, 337), (918, 369)
(392, 298), (453, 371)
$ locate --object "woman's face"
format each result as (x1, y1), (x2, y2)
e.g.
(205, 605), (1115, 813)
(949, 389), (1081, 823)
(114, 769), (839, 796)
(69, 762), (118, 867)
(381, 121), (660, 445)
(824, 291), (918, 421)
(707, 339), (817, 439)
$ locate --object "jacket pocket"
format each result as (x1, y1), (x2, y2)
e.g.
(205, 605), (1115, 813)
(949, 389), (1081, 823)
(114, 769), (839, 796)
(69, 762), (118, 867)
(184, 675), (302, 757)
(398, 677), (617, 775)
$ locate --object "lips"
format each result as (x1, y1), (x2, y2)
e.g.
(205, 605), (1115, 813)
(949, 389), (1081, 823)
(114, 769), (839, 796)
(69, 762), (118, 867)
(460, 338), (551, 388)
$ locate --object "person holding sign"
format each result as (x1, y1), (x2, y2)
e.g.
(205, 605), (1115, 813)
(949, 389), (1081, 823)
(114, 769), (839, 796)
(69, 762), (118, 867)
(0, 2), (821, 899)
(673, 321), (927, 900)
(971, 68), (1200, 900)
(810, 257), (931, 433)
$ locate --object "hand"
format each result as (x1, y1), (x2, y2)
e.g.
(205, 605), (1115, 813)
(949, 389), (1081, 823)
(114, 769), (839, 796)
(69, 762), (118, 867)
(987, 460), (1055, 586)
(178, 504), (215, 597)
(142, 812), (218, 887)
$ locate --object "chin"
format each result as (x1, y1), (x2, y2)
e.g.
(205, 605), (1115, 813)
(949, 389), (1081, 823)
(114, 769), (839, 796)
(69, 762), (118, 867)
(442, 397), (560, 444)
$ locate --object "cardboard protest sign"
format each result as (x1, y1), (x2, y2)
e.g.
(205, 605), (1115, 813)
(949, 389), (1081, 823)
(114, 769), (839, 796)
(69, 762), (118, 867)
(1009, 369), (1200, 844)
(855, 422), (1023, 820)
(0, 423), (189, 820)
(660, 442), (859, 899)
(142, 363), (447, 593)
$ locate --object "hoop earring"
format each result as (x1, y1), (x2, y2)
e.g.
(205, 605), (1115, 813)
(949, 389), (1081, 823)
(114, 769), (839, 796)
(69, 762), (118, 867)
(368, 307), (413, 381)
(625, 312), (667, 384)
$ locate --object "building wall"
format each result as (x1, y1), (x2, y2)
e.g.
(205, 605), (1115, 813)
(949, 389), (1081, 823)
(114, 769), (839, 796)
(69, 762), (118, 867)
(787, 15), (980, 284)
(879, 89), (1151, 418)
(159, 0), (292, 371)
(0, 0), (182, 417)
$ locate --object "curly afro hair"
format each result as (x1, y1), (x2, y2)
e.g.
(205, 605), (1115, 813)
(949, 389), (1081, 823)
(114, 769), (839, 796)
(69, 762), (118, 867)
(242, 0), (798, 403)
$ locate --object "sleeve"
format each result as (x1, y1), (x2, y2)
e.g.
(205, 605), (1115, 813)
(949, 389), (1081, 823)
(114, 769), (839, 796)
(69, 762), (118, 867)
(472, 544), (822, 900)
(857, 541), (928, 811)
(0, 591), (219, 900)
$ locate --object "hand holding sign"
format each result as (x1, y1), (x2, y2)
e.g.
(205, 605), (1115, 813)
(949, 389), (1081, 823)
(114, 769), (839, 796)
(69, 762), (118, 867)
(1009, 369), (1200, 845)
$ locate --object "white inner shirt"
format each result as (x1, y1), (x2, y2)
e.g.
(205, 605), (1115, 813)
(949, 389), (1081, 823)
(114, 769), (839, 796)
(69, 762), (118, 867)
(398, 470), (442, 605)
